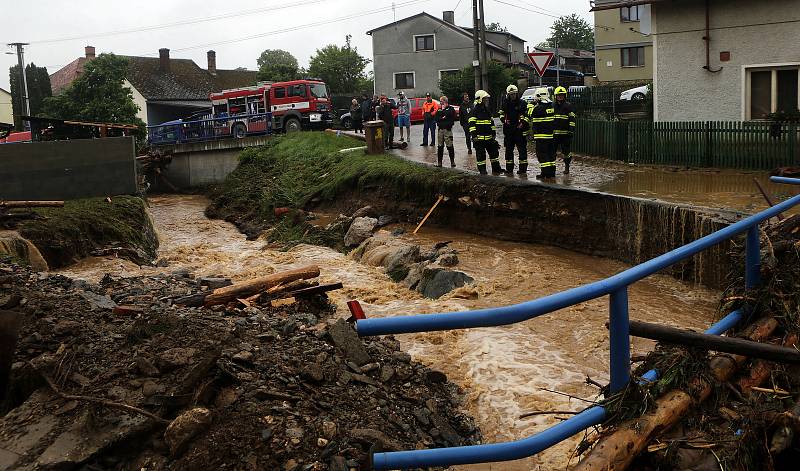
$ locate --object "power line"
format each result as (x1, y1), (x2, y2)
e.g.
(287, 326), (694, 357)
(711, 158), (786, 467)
(25, 0), (328, 45)
(144, 0), (429, 55)
(491, 0), (562, 19)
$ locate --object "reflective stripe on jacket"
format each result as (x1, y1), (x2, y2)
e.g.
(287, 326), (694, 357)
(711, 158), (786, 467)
(467, 102), (496, 141)
(553, 101), (576, 135)
(527, 102), (555, 140)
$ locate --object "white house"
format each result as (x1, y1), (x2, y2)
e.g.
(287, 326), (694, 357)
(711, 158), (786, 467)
(592, 0), (800, 121)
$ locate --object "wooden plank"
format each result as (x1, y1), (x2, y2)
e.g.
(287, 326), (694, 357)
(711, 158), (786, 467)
(202, 265), (320, 307)
(0, 201), (64, 208)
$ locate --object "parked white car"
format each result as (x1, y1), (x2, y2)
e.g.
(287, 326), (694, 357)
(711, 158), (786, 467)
(620, 85), (650, 101)
(521, 86), (554, 104)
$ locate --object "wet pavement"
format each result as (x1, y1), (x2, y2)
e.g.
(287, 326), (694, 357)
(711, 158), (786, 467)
(368, 124), (800, 213)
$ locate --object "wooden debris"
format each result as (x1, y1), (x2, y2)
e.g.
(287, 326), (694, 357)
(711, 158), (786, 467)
(573, 317), (778, 471)
(0, 200), (64, 208)
(413, 195), (445, 235)
(203, 265), (320, 307)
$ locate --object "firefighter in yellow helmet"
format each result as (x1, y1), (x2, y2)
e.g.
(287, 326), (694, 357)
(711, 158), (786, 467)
(553, 86), (577, 174)
(526, 87), (556, 179)
(498, 84), (530, 174)
(468, 90), (502, 174)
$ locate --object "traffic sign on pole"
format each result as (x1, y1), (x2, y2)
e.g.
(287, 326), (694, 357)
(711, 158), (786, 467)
(527, 52), (554, 77)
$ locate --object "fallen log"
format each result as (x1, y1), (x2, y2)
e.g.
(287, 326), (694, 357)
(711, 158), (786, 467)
(0, 200), (64, 208)
(737, 333), (799, 394)
(203, 265), (320, 307)
(573, 317), (778, 471)
(282, 282), (343, 298)
(627, 320), (800, 364)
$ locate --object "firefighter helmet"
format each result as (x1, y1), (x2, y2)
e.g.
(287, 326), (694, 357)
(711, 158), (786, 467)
(534, 87), (551, 102)
(506, 84), (518, 94)
(474, 89), (491, 103)
(554, 86), (567, 96)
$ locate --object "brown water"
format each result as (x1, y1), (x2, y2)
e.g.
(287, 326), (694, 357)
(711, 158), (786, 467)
(56, 195), (720, 470)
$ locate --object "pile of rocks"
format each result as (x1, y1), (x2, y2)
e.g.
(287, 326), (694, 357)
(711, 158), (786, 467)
(0, 263), (480, 471)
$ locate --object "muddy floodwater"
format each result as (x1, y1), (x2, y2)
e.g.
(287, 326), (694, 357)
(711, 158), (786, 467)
(57, 195), (720, 470)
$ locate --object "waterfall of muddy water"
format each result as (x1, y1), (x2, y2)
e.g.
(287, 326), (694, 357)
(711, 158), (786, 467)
(56, 195), (719, 470)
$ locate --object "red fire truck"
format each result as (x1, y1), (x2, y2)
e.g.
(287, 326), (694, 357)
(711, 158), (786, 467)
(210, 79), (332, 135)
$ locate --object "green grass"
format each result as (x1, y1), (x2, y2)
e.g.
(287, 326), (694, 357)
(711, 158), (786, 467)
(18, 196), (158, 268)
(208, 132), (472, 246)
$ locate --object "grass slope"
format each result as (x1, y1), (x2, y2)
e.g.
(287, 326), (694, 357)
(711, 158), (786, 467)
(208, 132), (471, 243)
(19, 196), (158, 268)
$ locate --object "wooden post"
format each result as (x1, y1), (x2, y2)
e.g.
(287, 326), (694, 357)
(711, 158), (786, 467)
(627, 320), (800, 364)
(413, 195), (445, 235)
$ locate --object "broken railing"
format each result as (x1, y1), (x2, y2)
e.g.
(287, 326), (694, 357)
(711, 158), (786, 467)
(354, 176), (800, 470)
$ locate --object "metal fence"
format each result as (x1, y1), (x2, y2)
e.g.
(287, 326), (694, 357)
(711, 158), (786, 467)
(573, 119), (800, 169)
(353, 176), (800, 469)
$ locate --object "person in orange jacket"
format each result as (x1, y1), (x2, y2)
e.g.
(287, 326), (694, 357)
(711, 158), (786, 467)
(420, 92), (439, 146)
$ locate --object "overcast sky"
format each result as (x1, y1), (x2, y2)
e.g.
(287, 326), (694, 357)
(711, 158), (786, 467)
(1, 0), (593, 91)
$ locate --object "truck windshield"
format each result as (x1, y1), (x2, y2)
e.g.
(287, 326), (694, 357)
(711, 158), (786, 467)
(310, 83), (328, 99)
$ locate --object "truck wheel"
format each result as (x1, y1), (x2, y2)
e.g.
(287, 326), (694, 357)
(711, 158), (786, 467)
(232, 123), (247, 138)
(284, 118), (301, 133)
(341, 117), (352, 129)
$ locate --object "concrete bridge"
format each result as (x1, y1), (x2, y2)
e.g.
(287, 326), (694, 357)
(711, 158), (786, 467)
(151, 135), (270, 191)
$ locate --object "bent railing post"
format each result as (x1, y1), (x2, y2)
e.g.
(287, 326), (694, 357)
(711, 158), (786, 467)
(609, 287), (630, 393)
(745, 226), (761, 289)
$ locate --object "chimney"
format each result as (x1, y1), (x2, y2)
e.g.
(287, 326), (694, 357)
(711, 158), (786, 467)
(85, 46), (96, 59)
(159, 48), (170, 73)
(443, 10), (455, 24)
(207, 50), (217, 75)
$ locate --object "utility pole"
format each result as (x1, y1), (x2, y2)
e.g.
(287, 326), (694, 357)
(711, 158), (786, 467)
(478, 0), (489, 93)
(555, 37), (560, 86)
(472, 0), (481, 93)
(8, 43), (31, 130)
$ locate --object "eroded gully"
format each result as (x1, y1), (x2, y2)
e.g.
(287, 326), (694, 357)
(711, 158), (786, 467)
(57, 194), (719, 470)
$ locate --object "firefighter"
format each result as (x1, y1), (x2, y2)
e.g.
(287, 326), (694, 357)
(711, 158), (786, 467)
(527, 87), (556, 179)
(553, 86), (577, 174)
(498, 84), (530, 174)
(468, 90), (502, 175)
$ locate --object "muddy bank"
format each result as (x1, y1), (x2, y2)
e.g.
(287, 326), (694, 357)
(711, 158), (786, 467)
(207, 133), (740, 289)
(16, 196), (157, 269)
(0, 262), (479, 470)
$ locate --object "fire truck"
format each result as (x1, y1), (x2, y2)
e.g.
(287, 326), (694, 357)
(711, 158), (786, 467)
(210, 79), (333, 135)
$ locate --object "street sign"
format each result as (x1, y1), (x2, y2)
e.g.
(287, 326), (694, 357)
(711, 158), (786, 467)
(527, 52), (554, 76)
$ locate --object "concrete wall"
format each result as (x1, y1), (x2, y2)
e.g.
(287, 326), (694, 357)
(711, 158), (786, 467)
(594, 7), (654, 82)
(371, 14), (476, 97)
(0, 88), (12, 125)
(0, 137), (137, 200)
(154, 135), (270, 190)
(653, 0), (800, 121)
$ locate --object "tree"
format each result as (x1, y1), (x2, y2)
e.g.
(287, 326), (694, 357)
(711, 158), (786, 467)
(439, 62), (518, 110)
(256, 49), (299, 82)
(9, 63), (52, 130)
(42, 53), (144, 131)
(486, 22), (508, 33)
(307, 35), (371, 94)
(539, 14), (594, 51)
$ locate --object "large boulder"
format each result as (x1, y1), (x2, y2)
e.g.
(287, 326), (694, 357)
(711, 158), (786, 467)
(344, 217), (378, 247)
(417, 266), (474, 299)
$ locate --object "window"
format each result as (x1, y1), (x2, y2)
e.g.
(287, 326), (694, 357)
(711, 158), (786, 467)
(439, 69), (460, 81)
(289, 84), (306, 98)
(620, 5), (640, 22)
(273, 87), (286, 98)
(394, 72), (415, 89)
(747, 66), (800, 119)
(309, 83), (328, 99)
(621, 47), (645, 67)
(414, 34), (435, 51)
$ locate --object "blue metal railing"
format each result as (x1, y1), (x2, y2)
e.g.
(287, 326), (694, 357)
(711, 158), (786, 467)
(146, 112), (272, 145)
(356, 176), (800, 470)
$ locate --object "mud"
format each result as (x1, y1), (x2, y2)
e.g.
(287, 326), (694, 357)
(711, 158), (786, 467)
(56, 195), (720, 470)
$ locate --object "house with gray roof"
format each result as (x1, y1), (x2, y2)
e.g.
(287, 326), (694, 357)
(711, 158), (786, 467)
(367, 11), (530, 97)
(50, 47), (257, 125)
